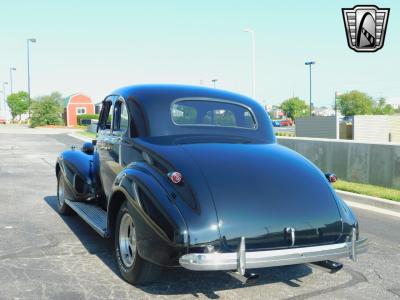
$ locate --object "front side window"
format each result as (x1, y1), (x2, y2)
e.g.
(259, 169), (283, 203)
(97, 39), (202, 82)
(98, 100), (112, 131)
(171, 99), (257, 129)
(113, 100), (129, 133)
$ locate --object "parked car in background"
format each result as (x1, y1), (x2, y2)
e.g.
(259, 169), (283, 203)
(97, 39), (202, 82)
(272, 118), (293, 127)
(279, 119), (290, 127)
(0, 116), (6, 124)
(272, 120), (281, 127)
(55, 84), (367, 286)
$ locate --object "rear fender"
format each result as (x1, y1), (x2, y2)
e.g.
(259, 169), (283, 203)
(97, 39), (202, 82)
(56, 149), (98, 200)
(108, 166), (188, 266)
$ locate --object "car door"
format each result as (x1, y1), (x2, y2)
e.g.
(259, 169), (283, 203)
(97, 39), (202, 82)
(97, 97), (118, 198)
(113, 98), (139, 168)
(98, 96), (133, 198)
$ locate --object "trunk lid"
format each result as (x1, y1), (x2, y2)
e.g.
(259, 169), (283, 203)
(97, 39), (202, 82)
(181, 143), (343, 251)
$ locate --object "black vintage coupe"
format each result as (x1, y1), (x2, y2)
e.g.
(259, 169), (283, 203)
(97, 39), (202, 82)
(56, 84), (367, 285)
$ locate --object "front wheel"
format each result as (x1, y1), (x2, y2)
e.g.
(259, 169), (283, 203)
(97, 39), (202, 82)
(115, 201), (162, 285)
(57, 172), (73, 215)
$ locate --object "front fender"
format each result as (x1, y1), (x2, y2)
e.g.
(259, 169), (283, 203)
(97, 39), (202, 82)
(108, 166), (188, 266)
(56, 149), (98, 200)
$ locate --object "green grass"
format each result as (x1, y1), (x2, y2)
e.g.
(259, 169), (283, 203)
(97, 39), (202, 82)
(275, 132), (295, 137)
(78, 130), (97, 139)
(334, 179), (400, 202)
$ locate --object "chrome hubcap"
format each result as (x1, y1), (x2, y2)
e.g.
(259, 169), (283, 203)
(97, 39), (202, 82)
(58, 176), (65, 206)
(119, 213), (136, 268)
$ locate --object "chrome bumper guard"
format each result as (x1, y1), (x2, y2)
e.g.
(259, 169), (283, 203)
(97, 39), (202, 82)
(179, 233), (368, 273)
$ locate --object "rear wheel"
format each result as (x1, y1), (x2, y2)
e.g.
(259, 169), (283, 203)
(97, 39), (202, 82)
(115, 201), (162, 285)
(57, 172), (73, 215)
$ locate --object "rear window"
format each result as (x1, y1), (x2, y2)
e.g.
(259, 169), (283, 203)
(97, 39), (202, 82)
(171, 99), (257, 129)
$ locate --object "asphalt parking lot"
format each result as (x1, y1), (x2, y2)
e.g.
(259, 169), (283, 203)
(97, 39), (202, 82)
(0, 126), (399, 299)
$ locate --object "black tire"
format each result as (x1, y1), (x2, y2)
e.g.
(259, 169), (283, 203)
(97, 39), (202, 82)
(115, 200), (162, 285)
(57, 172), (73, 215)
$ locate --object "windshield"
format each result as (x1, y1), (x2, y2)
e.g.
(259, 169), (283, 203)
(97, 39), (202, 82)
(171, 99), (257, 129)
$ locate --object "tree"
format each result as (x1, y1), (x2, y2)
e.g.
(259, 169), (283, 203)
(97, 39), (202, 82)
(280, 97), (309, 120)
(48, 91), (64, 106)
(337, 90), (374, 116)
(373, 97), (395, 115)
(6, 91), (30, 121)
(30, 92), (64, 127)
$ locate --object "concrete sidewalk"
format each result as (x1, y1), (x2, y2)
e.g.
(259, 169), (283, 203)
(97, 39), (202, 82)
(0, 124), (80, 135)
(337, 190), (400, 213)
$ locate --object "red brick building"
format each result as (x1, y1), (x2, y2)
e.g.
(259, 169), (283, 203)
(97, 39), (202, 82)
(63, 93), (95, 126)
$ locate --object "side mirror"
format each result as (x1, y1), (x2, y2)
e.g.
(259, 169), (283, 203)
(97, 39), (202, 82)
(325, 173), (337, 183)
(82, 142), (94, 155)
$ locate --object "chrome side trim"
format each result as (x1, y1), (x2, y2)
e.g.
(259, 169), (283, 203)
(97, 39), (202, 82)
(179, 238), (368, 271)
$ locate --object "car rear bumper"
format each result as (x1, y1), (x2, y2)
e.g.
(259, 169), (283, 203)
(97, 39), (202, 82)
(179, 236), (368, 272)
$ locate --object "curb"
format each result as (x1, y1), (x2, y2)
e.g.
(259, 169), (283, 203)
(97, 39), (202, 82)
(68, 132), (91, 142)
(336, 190), (400, 213)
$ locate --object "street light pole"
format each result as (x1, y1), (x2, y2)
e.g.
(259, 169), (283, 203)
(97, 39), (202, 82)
(211, 79), (218, 88)
(334, 91), (338, 117)
(10, 67), (16, 94)
(0, 90), (3, 113)
(304, 61), (315, 116)
(27, 38), (37, 118)
(2, 82), (8, 114)
(334, 91), (341, 139)
(244, 29), (256, 99)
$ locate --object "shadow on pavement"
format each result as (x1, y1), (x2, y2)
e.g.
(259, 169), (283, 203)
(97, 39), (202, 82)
(44, 195), (312, 299)
(44, 196), (117, 273)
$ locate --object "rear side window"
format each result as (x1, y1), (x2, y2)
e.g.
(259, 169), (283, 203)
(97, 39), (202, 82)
(171, 99), (257, 129)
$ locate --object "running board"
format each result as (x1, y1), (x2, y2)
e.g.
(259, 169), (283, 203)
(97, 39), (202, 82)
(65, 199), (108, 237)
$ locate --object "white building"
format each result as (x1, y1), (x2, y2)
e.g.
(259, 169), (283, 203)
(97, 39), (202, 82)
(313, 106), (335, 117)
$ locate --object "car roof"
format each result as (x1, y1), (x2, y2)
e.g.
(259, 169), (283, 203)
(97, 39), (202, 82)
(108, 84), (274, 143)
(112, 84), (259, 109)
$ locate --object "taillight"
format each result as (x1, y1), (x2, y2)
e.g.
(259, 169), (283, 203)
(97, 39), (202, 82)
(168, 171), (182, 184)
(325, 173), (337, 183)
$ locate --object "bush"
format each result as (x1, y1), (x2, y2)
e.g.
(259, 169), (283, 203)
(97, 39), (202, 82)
(30, 94), (64, 127)
(77, 114), (99, 125)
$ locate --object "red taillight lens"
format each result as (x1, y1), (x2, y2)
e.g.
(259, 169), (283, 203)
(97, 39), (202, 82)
(325, 173), (337, 183)
(168, 171), (182, 184)
(328, 174), (337, 183)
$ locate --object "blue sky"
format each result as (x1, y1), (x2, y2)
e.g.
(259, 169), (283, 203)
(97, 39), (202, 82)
(0, 0), (399, 107)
